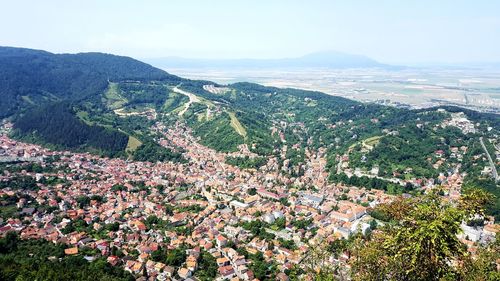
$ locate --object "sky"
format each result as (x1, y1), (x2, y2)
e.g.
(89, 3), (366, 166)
(1, 0), (500, 64)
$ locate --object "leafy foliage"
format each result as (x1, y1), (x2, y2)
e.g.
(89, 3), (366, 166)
(194, 250), (218, 280)
(0, 232), (134, 281)
(132, 141), (183, 163)
(189, 111), (244, 152)
(151, 245), (187, 267)
(225, 156), (267, 169)
(350, 189), (497, 281)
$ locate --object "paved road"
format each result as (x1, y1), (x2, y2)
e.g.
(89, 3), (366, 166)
(173, 87), (200, 116)
(479, 137), (499, 182)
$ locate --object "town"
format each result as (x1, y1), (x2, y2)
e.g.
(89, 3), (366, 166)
(1, 118), (498, 281)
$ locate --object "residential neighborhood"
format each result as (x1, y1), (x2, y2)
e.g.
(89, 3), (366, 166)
(0, 120), (498, 280)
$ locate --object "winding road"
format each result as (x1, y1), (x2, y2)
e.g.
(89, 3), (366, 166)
(479, 137), (499, 182)
(173, 86), (200, 116)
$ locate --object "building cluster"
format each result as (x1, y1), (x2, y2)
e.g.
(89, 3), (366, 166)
(0, 120), (498, 280)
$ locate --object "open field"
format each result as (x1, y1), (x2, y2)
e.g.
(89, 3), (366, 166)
(126, 135), (142, 152)
(228, 111), (247, 137)
(166, 67), (500, 113)
(362, 135), (382, 150)
(104, 82), (127, 110)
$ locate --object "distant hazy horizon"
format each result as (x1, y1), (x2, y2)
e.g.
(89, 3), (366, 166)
(1, 0), (500, 65)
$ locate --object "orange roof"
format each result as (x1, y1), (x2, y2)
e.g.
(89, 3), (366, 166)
(64, 247), (78, 255)
(484, 224), (500, 233)
(132, 261), (143, 272)
(217, 257), (229, 264)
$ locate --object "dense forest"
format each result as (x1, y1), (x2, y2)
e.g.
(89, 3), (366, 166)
(13, 103), (129, 156)
(0, 232), (134, 281)
(132, 141), (184, 163)
(0, 46), (182, 118)
(117, 82), (171, 110)
(348, 125), (468, 179)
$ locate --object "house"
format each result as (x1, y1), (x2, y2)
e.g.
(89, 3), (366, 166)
(482, 224), (500, 243)
(276, 272), (290, 281)
(242, 269), (254, 280)
(64, 247), (78, 255)
(107, 255), (120, 266)
(154, 262), (166, 272)
(217, 257), (230, 267)
(272, 211), (284, 219)
(163, 266), (175, 278)
(171, 213), (188, 226)
(483, 224), (500, 236)
(334, 226), (351, 239)
(330, 201), (366, 222)
(218, 265), (235, 280)
(256, 189), (286, 200)
(230, 200), (249, 209)
(459, 224), (482, 242)
(186, 255), (198, 271)
(130, 220), (147, 231)
(300, 194), (324, 208)
(263, 213), (275, 224)
(131, 261), (144, 274)
(216, 235), (228, 248)
(225, 225), (244, 238)
(178, 267), (192, 279)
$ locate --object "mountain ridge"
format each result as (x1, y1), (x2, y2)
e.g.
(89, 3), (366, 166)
(144, 50), (388, 69)
(0, 46), (182, 118)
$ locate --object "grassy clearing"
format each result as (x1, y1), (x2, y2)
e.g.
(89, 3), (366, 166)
(199, 96), (215, 107)
(363, 135), (382, 148)
(126, 135), (142, 152)
(197, 113), (206, 122)
(230, 89), (238, 99)
(306, 100), (318, 107)
(163, 92), (188, 113)
(104, 83), (128, 110)
(228, 111), (247, 137)
(348, 143), (358, 151)
(347, 135), (382, 153)
(76, 111), (94, 125)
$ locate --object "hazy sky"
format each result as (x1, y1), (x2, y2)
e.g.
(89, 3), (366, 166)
(1, 0), (499, 64)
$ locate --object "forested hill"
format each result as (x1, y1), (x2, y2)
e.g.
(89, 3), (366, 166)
(0, 47), (498, 183)
(0, 46), (187, 161)
(0, 46), (182, 118)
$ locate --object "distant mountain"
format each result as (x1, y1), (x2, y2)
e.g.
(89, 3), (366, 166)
(145, 51), (387, 69)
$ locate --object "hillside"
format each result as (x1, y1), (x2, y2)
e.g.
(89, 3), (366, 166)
(0, 47), (184, 160)
(1, 47), (500, 281)
(12, 102), (129, 156)
(0, 46), (182, 118)
(0, 47), (498, 217)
